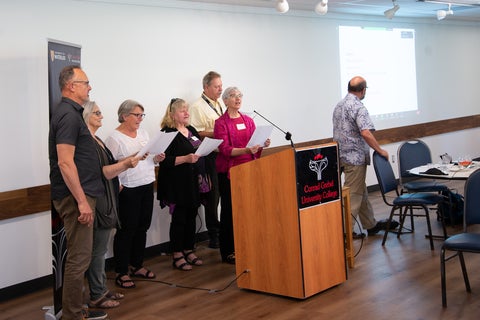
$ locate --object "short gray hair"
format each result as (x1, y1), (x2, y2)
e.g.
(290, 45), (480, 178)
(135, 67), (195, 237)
(117, 99), (144, 123)
(202, 71), (221, 87)
(82, 100), (97, 123)
(222, 86), (241, 101)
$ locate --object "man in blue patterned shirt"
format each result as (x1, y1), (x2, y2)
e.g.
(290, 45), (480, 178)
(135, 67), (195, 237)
(333, 76), (398, 238)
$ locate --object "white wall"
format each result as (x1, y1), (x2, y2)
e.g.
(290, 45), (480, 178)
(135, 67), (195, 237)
(1, 0), (479, 289)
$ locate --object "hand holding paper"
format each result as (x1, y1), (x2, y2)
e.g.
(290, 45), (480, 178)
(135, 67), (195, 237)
(195, 137), (223, 157)
(247, 125), (273, 147)
(136, 131), (177, 158)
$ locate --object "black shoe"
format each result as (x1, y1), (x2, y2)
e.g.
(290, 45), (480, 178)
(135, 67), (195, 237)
(367, 219), (399, 236)
(208, 237), (220, 249)
(367, 224), (382, 236)
(82, 309), (108, 320)
(222, 253), (235, 264)
(377, 218), (400, 230)
(388, 220), (400, 230)
(352, 232), (366, 239)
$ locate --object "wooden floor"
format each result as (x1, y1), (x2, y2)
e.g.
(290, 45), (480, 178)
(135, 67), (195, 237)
(2, 180), (480, 320)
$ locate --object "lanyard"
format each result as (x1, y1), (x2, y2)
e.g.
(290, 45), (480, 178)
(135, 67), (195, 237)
(202, 94), (223, 117)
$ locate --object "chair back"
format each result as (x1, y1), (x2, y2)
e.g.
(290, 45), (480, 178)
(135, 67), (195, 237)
(397, 139), (432, 186)
(373, 151), (400, 205)
(463, 169), (480, 228)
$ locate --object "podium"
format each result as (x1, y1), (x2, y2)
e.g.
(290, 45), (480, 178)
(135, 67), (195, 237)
(230, 142), (346, 299)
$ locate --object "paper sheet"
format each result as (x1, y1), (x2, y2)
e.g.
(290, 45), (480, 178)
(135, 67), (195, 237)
(136, 131), (178, 158)
(247, 125), (273, 147)
(195, 137), (223, 157)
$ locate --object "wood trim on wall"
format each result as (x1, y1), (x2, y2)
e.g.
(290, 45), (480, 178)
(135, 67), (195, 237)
(0, 185), (51, 221)
(1, 114), (479, 221)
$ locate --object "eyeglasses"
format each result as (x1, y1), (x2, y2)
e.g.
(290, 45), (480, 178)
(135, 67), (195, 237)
(129, 113), (146, 119)
(229, 93), (243, 99)
(92, 111), (102, 116)
(72, 80), (90, 86)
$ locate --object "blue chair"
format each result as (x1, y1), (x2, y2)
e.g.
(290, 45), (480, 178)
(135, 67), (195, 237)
(440, 169), (480, 307)
(397, 139), (453, 224)
(372, 151), (446, 250)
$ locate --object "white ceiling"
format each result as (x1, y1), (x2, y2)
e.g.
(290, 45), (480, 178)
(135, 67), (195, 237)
(82, 0), (480, 22)
(178, 0), (480, 21)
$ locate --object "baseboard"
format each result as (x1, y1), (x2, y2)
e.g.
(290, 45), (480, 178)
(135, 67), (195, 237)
(0, 231), (209, 303)
(0, 274), (53, 302)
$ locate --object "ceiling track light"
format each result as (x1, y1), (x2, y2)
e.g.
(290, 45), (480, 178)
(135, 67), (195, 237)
(276, 0), (289, 13)
(384, 0), (400, 19)
(315, 0), (328, 15)
(437, 3), (454, 20)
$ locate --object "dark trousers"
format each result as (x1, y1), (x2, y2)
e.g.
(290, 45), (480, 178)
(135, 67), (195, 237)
(218, 172), (234, 259)
(203, 153), (220, 238)
(170, 204), (197, 252)
(114, 183), (154, 275)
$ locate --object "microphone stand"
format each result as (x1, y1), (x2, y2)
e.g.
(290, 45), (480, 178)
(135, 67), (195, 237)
(253, 110), (295, 148)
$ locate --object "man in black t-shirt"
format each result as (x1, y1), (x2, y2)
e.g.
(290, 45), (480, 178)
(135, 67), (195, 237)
(49, 65), (105, 320)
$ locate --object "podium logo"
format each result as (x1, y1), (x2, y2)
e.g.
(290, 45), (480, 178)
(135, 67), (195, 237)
(309, 153), (328, 181)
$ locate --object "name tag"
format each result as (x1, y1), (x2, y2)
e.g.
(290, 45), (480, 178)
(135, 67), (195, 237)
(191, 136), (199, 141)
(236, 123), (246, 130)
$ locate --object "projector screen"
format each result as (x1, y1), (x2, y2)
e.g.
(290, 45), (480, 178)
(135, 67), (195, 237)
(339, 26), (418, 122)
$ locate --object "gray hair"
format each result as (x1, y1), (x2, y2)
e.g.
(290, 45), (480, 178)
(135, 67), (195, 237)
(202, 71), (221, 87)
(117, 99), (144, 123)
(222, 86), (241, 101)
(59, 65), (80, 90)
(82, 100), (97, 123)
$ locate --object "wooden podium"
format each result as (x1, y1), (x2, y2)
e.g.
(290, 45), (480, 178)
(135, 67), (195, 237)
(230, 142), (346, 299)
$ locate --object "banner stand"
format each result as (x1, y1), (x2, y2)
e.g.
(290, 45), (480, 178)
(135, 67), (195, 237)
(45, 39), (81, 320)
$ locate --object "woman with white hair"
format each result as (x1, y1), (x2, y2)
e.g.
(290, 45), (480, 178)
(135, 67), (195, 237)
(105, 100), (165, 289)
(214, 87), (270, 264)
(83, 101), (139, 308)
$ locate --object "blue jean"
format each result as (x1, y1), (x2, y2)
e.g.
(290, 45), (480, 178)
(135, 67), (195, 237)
(86, 227), (113, 301)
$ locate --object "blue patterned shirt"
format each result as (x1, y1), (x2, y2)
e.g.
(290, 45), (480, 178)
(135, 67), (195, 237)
(332, 93), (375, 165)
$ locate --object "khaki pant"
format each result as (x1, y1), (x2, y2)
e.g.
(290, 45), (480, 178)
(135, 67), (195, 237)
(342, 163), (376, 230)
(53, 195), (95, 320)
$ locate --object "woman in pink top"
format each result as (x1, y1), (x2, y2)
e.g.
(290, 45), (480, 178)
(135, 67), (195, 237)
(214, 87), (270, 264)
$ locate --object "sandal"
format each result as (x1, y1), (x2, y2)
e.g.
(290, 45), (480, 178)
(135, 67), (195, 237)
(130, 267), (156, 279)
(115, 274), (136, 289)
(183, 250), (203, 266)
(172, 256), (192, 271)
(88, 295), (120, 309)
(105, 290), (124, 300)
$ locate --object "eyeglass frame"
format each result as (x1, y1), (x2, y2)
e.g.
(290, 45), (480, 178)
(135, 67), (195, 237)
(92, 111), (102, 116)
(129, 112), (146, 119)
(72, 80), (90, 86)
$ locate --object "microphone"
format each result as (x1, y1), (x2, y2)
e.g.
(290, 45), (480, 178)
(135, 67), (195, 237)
(253, 110), (294, 148)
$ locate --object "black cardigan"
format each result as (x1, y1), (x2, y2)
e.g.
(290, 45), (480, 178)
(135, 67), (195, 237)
(156, 126), (200, 208)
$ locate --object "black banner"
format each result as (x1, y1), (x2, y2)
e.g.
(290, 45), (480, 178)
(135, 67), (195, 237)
(47, 39), (81, 318)
(295, 145), (340, 210)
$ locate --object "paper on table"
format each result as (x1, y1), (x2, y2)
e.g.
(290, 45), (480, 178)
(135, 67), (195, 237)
(136, 131), (178, 158)
(247, 125), (273, 147)
(195, 137), (223, 157)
